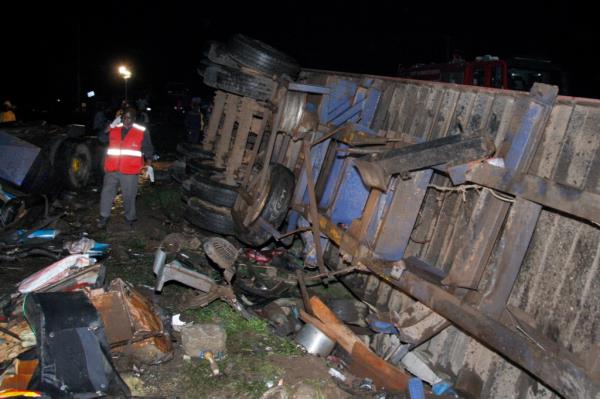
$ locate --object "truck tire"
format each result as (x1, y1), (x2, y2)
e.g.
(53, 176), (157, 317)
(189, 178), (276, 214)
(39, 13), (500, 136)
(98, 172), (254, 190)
(56, 140), (93, 191)
(234, 164), (295, 246)
(176, 143), (213, 160)
(186, 158), (224, 175)
(184, 198), (235, 235)
(188, 173), (238, 208)
(228, 34), (300, 79)
(202, 63), (276, 101)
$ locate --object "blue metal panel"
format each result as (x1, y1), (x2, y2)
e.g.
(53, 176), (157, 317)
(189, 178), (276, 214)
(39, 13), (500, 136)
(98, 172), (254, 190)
(0, 131), (41, 186)
(330, 99), (366, 126)
(318, 148), (347, 209)
(330, 160), (370, 225)
(288, 83), (330, 94)
(286, 210), (301, 231)
(361, 88), (381, 127)
(319, 79), (359, 124)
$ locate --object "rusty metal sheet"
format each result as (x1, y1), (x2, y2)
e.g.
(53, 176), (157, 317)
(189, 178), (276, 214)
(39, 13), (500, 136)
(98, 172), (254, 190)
(90, 279), (172, 364)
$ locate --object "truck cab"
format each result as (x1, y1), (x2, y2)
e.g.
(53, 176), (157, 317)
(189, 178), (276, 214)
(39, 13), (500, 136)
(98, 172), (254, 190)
(399, 55), (568, 94)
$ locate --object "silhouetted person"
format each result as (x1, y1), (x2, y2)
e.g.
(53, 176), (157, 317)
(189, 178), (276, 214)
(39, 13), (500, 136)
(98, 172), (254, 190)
(0, 101), (16, 123)
(184, 97), (204, 144)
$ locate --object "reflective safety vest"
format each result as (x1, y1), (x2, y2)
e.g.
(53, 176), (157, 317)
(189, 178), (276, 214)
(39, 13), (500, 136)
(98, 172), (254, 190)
(104, 123), (146, 174)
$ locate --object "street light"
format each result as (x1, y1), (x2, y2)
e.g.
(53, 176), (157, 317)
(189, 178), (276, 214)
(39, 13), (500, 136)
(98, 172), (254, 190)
(118, 65), (132, 102)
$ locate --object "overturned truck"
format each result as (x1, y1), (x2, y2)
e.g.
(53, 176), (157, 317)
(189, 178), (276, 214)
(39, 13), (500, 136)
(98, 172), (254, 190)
(183, 37), (600, 398)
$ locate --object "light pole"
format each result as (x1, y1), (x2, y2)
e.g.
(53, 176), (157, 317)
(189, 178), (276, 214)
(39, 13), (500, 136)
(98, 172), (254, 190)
(118, 65), (132, 103)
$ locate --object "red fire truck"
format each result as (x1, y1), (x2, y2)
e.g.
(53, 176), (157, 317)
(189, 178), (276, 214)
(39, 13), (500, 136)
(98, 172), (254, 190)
(398, 55), (568, 94)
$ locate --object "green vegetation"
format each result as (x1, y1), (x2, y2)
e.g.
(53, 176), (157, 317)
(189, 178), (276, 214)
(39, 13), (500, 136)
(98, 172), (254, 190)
(182, 301), (302, 398)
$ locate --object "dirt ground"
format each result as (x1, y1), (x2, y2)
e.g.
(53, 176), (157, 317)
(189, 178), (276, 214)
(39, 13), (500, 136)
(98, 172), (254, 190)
(2, 161), (354, 398)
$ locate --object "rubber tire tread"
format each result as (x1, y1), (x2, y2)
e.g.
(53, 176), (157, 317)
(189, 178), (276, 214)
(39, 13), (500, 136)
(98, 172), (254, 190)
(227, 34), (300, 79)
(188, 173), (238, 208)
(56, 140), (93, 191)
(202, 64), (275, 101)
(184, 198), (235, 235)
(176, 143), (213, 160)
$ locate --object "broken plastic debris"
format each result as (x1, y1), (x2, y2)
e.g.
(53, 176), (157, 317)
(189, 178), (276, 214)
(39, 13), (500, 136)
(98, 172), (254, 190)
(328, 368), (346, 382)
(171, 314), (188, 332)
(486, 157), (505, 168)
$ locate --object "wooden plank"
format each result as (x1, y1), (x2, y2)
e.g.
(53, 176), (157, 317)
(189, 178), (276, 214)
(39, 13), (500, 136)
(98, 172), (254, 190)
(203, 91), (227, 152)
(241, 112), (269, 188)
(225, 98), (254, 185)
(214, 95), (240, 168)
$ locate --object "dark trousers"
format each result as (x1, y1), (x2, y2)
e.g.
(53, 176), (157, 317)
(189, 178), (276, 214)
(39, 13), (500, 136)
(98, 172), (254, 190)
(99, 172), (139, 221)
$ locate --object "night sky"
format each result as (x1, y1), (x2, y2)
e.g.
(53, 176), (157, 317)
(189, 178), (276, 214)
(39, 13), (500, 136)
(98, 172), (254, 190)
(2, 1), (599, 117)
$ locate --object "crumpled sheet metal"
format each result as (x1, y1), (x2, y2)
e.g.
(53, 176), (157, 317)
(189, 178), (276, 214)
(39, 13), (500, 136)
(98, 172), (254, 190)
(90, 278), (172, 365)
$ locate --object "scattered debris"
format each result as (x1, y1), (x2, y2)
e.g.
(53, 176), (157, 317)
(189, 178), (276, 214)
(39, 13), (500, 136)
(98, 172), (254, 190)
(89, 278), (173, 365)
(179, 319), (228, 378)
(294, 323), (335, 357)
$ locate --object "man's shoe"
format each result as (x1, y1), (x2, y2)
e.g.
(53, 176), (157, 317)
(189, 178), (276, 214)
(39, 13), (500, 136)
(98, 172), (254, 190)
(97, 217), (109, 229)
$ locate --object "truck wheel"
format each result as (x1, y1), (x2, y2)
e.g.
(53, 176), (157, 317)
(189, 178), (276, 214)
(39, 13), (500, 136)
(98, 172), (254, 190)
(188, 173), (238, 208)
(57, 141), (93, 191)
(233, 164), (295, 246)
(228, 34), (300, 79)
(185, 158), (224, 175)
(184, 197), (235, 235)
(176, 143), (213, 160)
(202, 63), (276, 101)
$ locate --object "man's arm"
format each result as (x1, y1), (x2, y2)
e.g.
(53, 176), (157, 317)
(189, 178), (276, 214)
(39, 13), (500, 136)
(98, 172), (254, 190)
(142, 130), (154, 163)
(98, 125), (110, 144)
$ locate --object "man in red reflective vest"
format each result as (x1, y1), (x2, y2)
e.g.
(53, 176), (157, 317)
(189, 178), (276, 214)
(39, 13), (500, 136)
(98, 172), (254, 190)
(97, 107), (154, 229)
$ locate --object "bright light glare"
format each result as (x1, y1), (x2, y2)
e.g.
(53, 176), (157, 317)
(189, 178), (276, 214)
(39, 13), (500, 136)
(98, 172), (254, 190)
(118, 65), (132, 79)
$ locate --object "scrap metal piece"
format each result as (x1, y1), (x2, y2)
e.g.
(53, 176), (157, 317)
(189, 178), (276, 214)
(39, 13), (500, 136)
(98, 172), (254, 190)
(90, 278), (172, 365)
(203, 237), (240, 283)
(17, 254), (94, 293)
(353, 134), (495, 191)
(154, 260), (215, 293)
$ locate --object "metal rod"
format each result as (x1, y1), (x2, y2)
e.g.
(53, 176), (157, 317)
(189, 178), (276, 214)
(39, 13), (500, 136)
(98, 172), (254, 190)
(302, 138), (327, 276)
